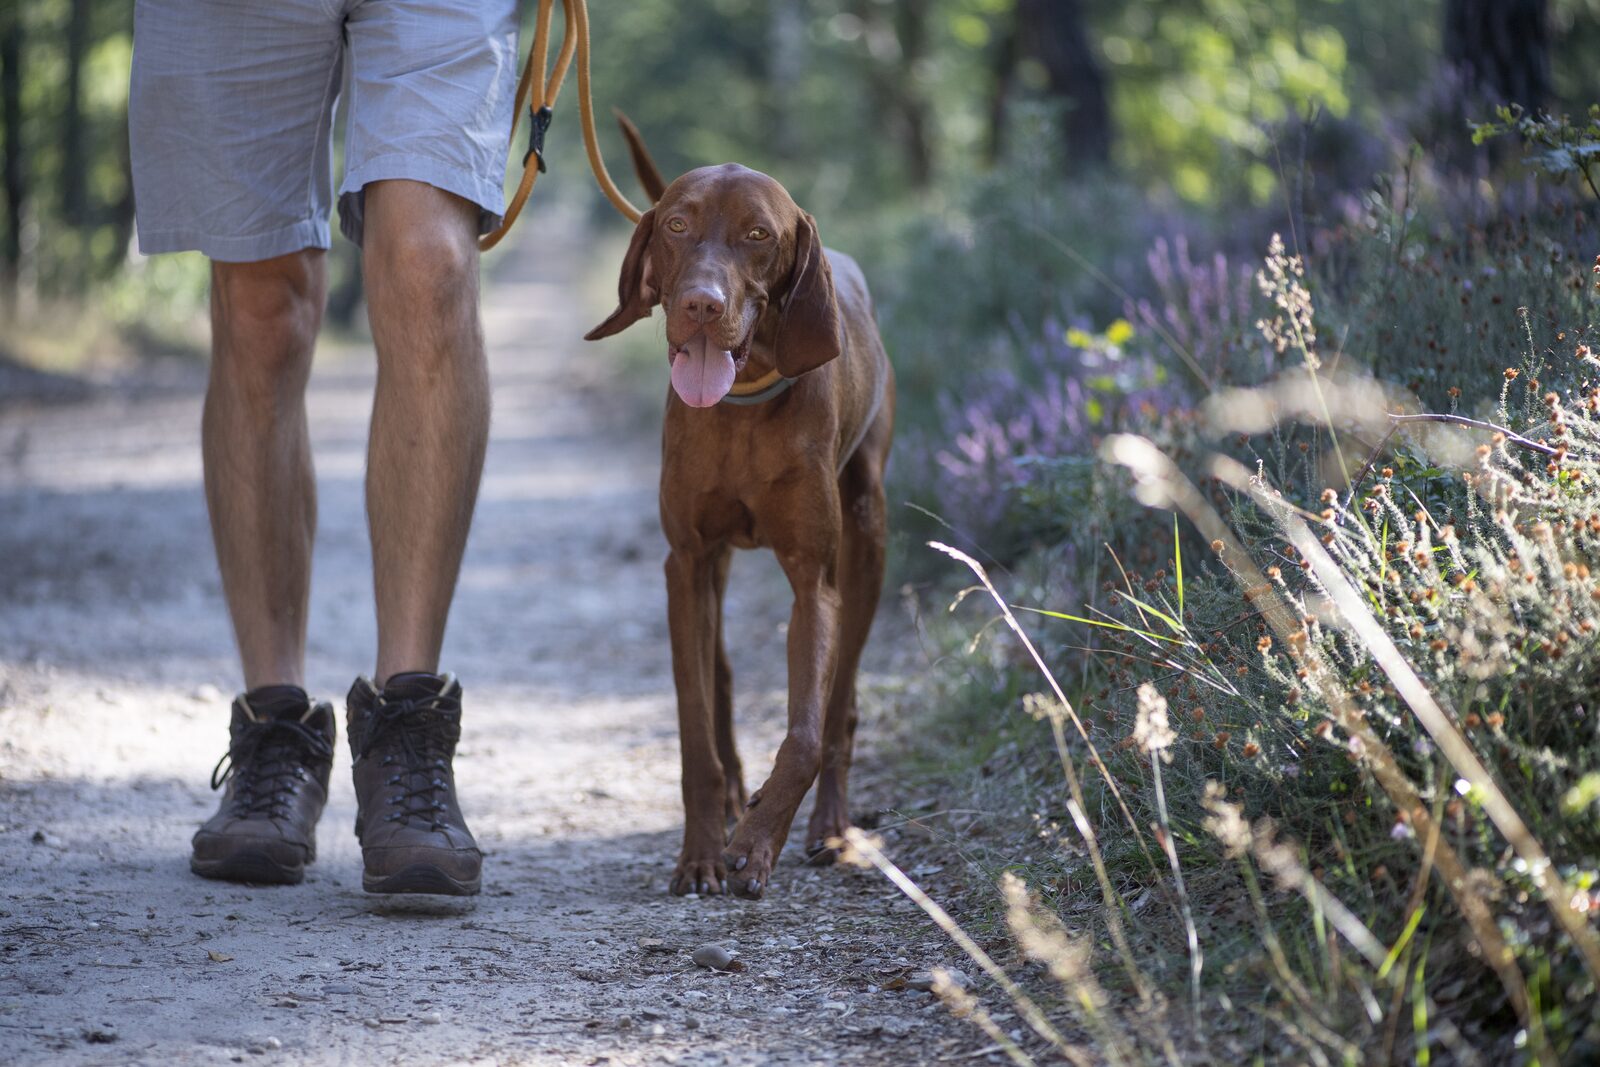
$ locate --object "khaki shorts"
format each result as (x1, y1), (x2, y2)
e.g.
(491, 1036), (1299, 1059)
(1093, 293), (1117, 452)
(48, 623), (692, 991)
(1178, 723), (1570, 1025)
(130, 0), (518, 261)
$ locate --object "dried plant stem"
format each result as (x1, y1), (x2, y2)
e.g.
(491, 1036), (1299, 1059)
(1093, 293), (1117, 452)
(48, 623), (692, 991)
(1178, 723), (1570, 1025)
(1276, 504), (1600, 987)
(933, 976), (1039, 1067)
(1148, 757), (1203, 1022)
(1101, 435), (1547, 1060)
(840, 829), (1089, 1066)
(1386, 412), (1557, 456)
(932, 540), (1159, 1000)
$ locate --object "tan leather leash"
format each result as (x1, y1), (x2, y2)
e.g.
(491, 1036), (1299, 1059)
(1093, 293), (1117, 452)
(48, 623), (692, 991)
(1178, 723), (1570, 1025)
(479, 0), (644, 252)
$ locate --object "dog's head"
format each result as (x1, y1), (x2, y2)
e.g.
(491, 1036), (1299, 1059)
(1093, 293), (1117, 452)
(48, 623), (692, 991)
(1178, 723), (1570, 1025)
(584, 164), (842, 408)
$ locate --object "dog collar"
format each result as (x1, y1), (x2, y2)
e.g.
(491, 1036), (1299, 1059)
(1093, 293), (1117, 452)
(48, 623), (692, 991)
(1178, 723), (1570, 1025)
(719, 367), (796, 406)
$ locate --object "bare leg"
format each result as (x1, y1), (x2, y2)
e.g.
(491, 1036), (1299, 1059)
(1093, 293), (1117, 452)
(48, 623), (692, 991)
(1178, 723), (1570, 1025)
(204, 251), (326, 690)
(360, 180), (490, 684)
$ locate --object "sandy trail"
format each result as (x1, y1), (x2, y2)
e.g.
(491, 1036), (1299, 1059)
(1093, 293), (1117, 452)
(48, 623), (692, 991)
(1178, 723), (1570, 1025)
(0, 220), (975, 1065)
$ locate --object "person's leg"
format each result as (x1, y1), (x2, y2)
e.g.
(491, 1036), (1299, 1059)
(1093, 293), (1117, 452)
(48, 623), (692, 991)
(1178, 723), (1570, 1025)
(204, 252), (326, 690)
(335, 0), (514, 897)
(359, 180), (489, 684)
(130, 0), (348, 885)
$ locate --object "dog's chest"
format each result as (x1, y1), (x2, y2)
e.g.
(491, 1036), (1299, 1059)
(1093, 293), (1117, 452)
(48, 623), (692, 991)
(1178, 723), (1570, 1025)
(659, 412), (836, 552)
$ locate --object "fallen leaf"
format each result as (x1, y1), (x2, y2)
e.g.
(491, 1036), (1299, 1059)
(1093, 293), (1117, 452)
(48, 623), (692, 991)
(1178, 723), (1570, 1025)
(207, 950), (234, 963)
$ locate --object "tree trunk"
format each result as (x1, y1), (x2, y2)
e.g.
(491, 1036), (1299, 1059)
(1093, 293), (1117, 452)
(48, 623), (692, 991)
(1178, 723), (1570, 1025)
(1444, 0), (1549, 111)
(766, 0), (803, 160)
(1, 10), (23, 316)
(986, 11), (1019, 165)
(105, 0), (137, 275)
(893, 0), (933, 188)
(849, 0), (934, 189)
(64, 0), (89, 226)
(1016, 0), (1111, 169)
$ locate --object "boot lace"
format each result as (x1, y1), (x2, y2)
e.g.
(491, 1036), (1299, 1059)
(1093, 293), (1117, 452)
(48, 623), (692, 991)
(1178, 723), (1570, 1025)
(210, 719), (332, 820)
(358, 693), (458, 832)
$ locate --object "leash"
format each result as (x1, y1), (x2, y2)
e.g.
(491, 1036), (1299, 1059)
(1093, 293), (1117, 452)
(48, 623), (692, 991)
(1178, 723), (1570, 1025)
(479, 0), (645, 252)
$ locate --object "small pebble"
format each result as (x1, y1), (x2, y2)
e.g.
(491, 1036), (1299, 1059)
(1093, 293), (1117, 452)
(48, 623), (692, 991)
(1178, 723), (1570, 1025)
(362, 1019), (382, 1030)
(263, 1038), (282, 1050)
(650, 1024), (665, 1038)
(418, 1013), (442, 1025)
(685, 1018), (700, 1031)
(275, 999), (299, 1009)
(691, 944), (734, 971)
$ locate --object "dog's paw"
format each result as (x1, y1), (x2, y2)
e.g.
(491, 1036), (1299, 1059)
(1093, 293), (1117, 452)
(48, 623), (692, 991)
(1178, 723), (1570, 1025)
(803, 837), (844, 867)
(804, 793), (851, 866)
(669, 853), (727, 897)
(721, 831), (778, 899)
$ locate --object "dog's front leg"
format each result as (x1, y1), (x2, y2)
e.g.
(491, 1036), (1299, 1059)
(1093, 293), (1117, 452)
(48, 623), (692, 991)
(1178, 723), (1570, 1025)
(665, 548), (729, 896)
(723, 551), (840, 898)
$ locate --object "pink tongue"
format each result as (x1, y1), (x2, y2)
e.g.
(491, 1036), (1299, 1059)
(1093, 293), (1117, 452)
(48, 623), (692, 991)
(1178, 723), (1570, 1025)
(670, 336), (736, 408)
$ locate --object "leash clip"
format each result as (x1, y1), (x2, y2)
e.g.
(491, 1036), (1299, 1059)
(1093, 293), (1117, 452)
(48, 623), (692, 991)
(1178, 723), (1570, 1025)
(524, 104), (554, 173)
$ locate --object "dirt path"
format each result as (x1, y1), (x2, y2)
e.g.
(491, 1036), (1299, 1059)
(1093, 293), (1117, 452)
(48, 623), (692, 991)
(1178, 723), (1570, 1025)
(0, 221), (978, 1065)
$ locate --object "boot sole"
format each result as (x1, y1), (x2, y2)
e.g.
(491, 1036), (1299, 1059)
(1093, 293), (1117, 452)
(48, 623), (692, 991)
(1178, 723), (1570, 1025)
(191, 851), (306, 886)
(363, 863), (480, 896)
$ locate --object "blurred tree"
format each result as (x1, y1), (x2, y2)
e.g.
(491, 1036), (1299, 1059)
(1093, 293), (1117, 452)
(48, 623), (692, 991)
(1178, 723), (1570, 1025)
(1445, 0), (1550, 112)
(64, 0), (88, 226)
(2, 7), (22, 314)
(850, 0), (934, 187)
(1013, 0), (1111, 169)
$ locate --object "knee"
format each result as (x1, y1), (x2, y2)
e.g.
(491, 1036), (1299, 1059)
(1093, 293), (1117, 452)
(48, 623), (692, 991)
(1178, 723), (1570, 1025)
(364, 189), (478, 314)
(211, 252), (325, 363)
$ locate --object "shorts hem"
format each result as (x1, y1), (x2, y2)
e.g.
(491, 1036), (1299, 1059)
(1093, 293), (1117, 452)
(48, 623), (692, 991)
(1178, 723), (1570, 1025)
(135, 219), (332, 262)
(338, 154), (507, 247)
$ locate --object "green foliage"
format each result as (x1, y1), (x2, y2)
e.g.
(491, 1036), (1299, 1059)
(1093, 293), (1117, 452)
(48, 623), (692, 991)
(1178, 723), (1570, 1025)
(1472, 103), (1600, 200)
(906, 204), (1600, 1058)
(1091, 0), (1358, 204)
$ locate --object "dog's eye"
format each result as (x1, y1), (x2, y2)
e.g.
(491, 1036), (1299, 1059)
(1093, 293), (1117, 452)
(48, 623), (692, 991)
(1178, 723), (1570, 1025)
(666, 217), (688, 233)
(746, 227), (770, 241)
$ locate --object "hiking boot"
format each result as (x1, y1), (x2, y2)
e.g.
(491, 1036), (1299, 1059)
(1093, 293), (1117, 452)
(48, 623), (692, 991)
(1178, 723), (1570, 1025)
(191, 686), (336, 885)
(347, 672), (482, 895)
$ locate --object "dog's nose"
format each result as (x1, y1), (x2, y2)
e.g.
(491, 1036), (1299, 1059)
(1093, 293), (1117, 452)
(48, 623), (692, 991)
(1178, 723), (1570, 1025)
(678, 286), (726, 325)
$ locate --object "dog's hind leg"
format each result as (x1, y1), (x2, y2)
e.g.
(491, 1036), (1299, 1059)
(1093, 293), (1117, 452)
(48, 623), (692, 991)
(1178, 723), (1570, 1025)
(710, 547), (747, 828)
(806, 437), (889, 864)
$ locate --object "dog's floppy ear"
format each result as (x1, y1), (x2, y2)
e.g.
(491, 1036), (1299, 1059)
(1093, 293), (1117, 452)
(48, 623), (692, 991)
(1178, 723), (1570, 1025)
(774, 212), (842, 377)
(585, 208), (658, 341)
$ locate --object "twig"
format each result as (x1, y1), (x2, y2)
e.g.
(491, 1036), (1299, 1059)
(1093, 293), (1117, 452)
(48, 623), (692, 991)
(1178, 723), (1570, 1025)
(1386, 412), (1556, 456)
(1341, 422), (1401, 518)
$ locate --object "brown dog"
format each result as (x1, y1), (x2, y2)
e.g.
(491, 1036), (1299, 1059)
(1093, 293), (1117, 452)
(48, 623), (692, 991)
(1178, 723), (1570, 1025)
(585, 126), (894, 899)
